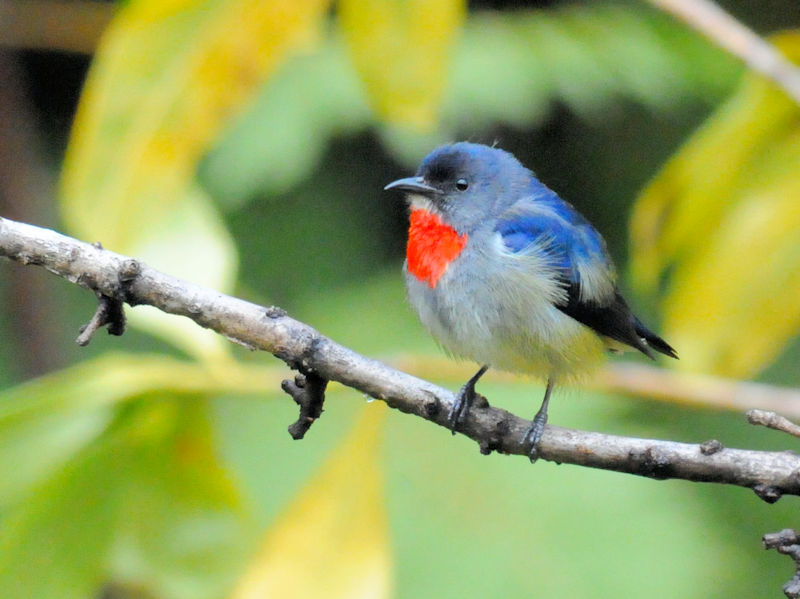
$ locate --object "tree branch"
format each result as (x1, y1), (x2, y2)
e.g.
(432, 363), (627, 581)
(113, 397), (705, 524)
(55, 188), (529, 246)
(2, 215), (800, 501)
(764, 529), (800, 598)
(749, 410), (800, 440)
(283, 372), (329, 440)
(394, 356), (800, 417)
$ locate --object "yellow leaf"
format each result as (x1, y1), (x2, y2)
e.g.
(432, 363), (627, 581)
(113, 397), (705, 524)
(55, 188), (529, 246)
(339, 0), (466, 130)
(630, 78), (797, 290)
(231, 404), (391, 599)
(60, 0), (330, 254)
(60, 0), (329, 356)
(663, 164), (800, 376)
(630, 32), (800, 377)
(123, 184), (239, 360)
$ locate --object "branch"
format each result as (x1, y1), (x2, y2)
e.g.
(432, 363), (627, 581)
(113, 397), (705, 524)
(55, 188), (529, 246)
(75, 292), (126, 346)
(764, 529), (800, 598)
(2, 216), (800, 501)
(649, 0), (800, 106)
(749, 410), (800, 439)
(393, 356), (800, 417)
(283, 372), (328, 440)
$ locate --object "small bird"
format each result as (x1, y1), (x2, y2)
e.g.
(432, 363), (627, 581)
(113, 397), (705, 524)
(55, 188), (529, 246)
(385, 142), (677, 460)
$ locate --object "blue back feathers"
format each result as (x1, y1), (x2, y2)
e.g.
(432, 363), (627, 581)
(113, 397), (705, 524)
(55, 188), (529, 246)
(495, 180), (613, 288)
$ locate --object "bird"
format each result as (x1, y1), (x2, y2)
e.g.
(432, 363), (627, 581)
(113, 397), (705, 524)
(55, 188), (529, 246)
(384, 142), (677, 461)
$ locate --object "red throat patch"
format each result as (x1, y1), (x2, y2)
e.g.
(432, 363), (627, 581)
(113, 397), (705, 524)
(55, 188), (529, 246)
(406, 209), (468, 288)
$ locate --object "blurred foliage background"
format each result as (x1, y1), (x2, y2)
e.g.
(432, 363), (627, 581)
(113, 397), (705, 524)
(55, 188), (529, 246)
(1, 0), (800, 597)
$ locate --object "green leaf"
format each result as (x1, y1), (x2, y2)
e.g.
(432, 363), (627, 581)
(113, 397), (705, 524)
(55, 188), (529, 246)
(202, 4), (738, 205)
(0, 389), (255, 599)
(108, 400), (254, 599)
(440, 4), (738, 131)
(0, 431), (121, 599)
(0, 353), (276, 509)
(199, 33), (372, 207)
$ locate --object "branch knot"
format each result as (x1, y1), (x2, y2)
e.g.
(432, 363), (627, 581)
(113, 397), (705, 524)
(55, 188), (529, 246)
(282, 372), (328, 440)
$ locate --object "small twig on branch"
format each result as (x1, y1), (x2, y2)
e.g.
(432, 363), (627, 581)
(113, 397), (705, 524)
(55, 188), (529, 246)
(3, 215), (800, 501)
(648, 0), (800, 106)
(283, 372), (329, 440)
(75, 293), (126, 346)
(748, 410), (800, 440)
(74, 243), (138, 346)
(764, 529), (800, 598)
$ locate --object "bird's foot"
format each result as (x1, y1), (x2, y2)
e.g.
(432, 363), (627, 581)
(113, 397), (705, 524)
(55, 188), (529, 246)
(522, 411), (548, 463)
(522, 378), (554, 463)
(447, 365), (489, 435)
(447, 384), (474, 435)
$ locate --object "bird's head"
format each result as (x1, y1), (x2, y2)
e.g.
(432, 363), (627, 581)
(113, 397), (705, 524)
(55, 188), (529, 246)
(384, 142), (533, 233)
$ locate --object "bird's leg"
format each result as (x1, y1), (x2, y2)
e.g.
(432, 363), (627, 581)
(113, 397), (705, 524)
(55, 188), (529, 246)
(523, 377), (555, 463)
(448, 365), (489, 434)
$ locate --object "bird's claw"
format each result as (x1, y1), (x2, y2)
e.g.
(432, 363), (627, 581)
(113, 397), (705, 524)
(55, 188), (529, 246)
(522, 414), (547, 463)
(447, 365), (488, 435)
(447, 388), (469, 435)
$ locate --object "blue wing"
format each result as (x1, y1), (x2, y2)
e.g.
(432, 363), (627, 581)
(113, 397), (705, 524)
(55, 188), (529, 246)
(495, 190), (615, 301)
(495, 190), (677, 359)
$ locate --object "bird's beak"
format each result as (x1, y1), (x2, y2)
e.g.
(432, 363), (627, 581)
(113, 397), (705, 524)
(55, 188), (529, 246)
(383, 177), (442, 196)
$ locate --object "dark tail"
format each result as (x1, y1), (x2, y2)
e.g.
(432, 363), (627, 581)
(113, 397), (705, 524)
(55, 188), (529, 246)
(634, 317), (678, 360)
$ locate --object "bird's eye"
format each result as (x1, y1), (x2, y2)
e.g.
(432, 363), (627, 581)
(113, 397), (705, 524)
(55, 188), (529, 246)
(456, 178), (469, 191)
